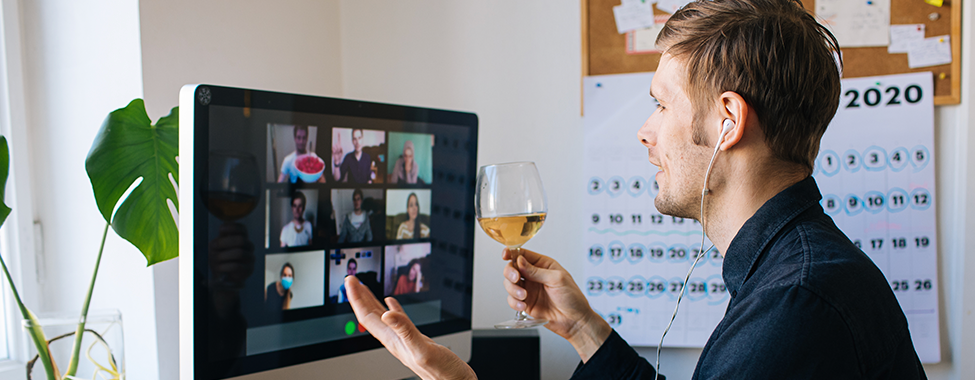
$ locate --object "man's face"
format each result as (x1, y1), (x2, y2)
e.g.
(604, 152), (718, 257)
(292, 198), (305, 220)
(353, 193), (363, 211)
(638, 54), (715, 219)
(294, 129), (308, 154)
(281, 266), (294, 280)
(347, 261), (357, 277)
(352, 130), (363, 152)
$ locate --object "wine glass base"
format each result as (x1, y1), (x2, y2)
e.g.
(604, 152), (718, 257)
(494, 318), (548, 329)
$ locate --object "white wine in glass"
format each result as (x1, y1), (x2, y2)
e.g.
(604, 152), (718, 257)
(475, 162), (548, 329)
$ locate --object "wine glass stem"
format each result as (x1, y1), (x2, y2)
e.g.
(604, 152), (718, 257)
(508, 246), (531, 321)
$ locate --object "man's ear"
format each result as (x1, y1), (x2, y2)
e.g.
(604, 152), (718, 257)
(717, 91), (748, 151)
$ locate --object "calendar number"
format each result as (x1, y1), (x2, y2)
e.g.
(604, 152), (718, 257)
(844, 84), (923, 109)
(915, 236), (930, 248)
(607, 313), (623, 326)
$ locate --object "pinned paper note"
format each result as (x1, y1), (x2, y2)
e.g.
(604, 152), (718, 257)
(907, 35), (952, 69)
(626, 14), (671, 54)
(817, 0), (891, 48)
(889, 24), (926, 54)
(613, 1), (656, 34)
(655, 0), (692, 14)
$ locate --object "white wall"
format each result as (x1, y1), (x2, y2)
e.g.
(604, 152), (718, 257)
(138, 1), (343, 379)
(339, 1), (975, 380)
(18, 0), (159, 378)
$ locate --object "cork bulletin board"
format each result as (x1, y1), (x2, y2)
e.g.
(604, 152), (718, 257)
(581, 0), (962, 105)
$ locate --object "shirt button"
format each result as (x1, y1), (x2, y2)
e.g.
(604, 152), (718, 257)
(731, 290), (737, 297)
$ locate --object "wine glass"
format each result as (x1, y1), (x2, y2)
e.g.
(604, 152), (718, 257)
(475, 162), (548, 329)
(206, 151), (260, 290)
(206, 151), (260, 221)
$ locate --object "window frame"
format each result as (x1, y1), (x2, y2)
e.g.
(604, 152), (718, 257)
(0, 0), (42, 376)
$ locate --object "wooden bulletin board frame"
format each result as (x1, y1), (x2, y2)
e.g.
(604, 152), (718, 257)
(582, 0), (961, 105)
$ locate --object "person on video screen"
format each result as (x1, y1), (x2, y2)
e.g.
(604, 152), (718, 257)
(337, 258), (357, 303)
(280, 191), (313, 247)
(337, 128), (373, 184)
(396, 192), (429, 240)
(265, 263), (294, 311)
(393, 259), (426, 295)
(339, 189), (373, 243)
(278, 125), (322, 183)
(390, 139), (420, 184)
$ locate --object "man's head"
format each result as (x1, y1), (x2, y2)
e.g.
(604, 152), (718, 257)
(640, 0), (840, 217)
(291, 191), (307, 221)
(352, 129), (364, 153)
(352, 189), (364, 212)
(655, 0), (840, 169)
(294, 125), (309, 154)
(347, 258), (358, 277)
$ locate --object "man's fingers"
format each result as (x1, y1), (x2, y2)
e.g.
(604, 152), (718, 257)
(516, 255), (560, 284)
(507, 295), (526, 311)
(346, 276), (386, 315)
(385, 297), (405, 314)
(503, 275), (527, 300)
(381, 310), (422, 347)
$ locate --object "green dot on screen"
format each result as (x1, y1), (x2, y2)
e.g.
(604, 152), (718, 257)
(345, 321), (356, 335)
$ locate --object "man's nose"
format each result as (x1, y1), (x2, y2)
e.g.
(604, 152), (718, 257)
(637, 116), (656, 147)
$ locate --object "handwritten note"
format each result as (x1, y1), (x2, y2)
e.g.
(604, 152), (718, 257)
(613, 1), (656, 34)
(655, 0), (692, 14)
(889, 24), (926, 54)
(907, 35), (952, 69)
(817, 0), (890, 48)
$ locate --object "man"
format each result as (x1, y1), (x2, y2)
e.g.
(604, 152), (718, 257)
(278, 125), (324, 183)
(338, 189), (373, 243)
(337, 128), (373, 183)
(345, 1), (926, 379)
(280, 191), (313, 247)
(337, 259), (357, 303)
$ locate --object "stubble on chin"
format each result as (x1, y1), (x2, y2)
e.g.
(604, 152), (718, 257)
(653, 192), (698, 220)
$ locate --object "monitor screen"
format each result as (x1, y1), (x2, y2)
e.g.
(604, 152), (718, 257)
(178, 85), (477, 380)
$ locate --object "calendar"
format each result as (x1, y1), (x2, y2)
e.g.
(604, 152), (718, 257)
(582, 72), (940, 362)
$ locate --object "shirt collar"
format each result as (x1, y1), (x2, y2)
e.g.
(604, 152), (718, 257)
(722, 176), (823, 296)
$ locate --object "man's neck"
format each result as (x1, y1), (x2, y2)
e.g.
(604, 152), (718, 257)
(355, 150), (362, 160)
(701, 158), (807, 255)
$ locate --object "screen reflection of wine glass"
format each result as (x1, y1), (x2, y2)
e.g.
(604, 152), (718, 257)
(207, 152), (260, 221)
(207, 152), (260, 291)
(475, 162), (548, 329)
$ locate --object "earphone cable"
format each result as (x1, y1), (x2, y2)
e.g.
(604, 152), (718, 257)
(654, 131), (724, 379)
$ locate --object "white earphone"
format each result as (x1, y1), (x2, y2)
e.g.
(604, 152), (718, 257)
(655, 118), (734, 379)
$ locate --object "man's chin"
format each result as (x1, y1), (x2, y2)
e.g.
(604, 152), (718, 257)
(653, 196), (696, 220)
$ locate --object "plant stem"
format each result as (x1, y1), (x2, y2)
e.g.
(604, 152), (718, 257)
(0, 246), (58, 380)
(64, 222), (110, 379)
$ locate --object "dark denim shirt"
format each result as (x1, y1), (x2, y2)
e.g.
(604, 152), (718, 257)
(572, 177), (926, 379)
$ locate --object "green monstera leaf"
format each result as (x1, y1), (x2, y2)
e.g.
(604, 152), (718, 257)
(86, 99), (178, 265)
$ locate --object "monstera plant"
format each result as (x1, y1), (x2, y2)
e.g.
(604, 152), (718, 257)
(0, 99), (178, 380)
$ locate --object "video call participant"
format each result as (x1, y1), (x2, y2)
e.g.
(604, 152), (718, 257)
(336, 128), (373, 183)
(390, 139), (421, 184)
(393, 259), (425, 295)
(337, 259), (357, 303)
(265, 263), (294, 311)
(339, 189), (373, 243)
(344, 1), (927, 379)
(278, 125), (323, 183)
(280, 191), (313, 247)
(395, 193), (429, 240)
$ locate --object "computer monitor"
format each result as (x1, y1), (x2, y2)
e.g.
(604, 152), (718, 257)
(178, 85), (477, 380)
